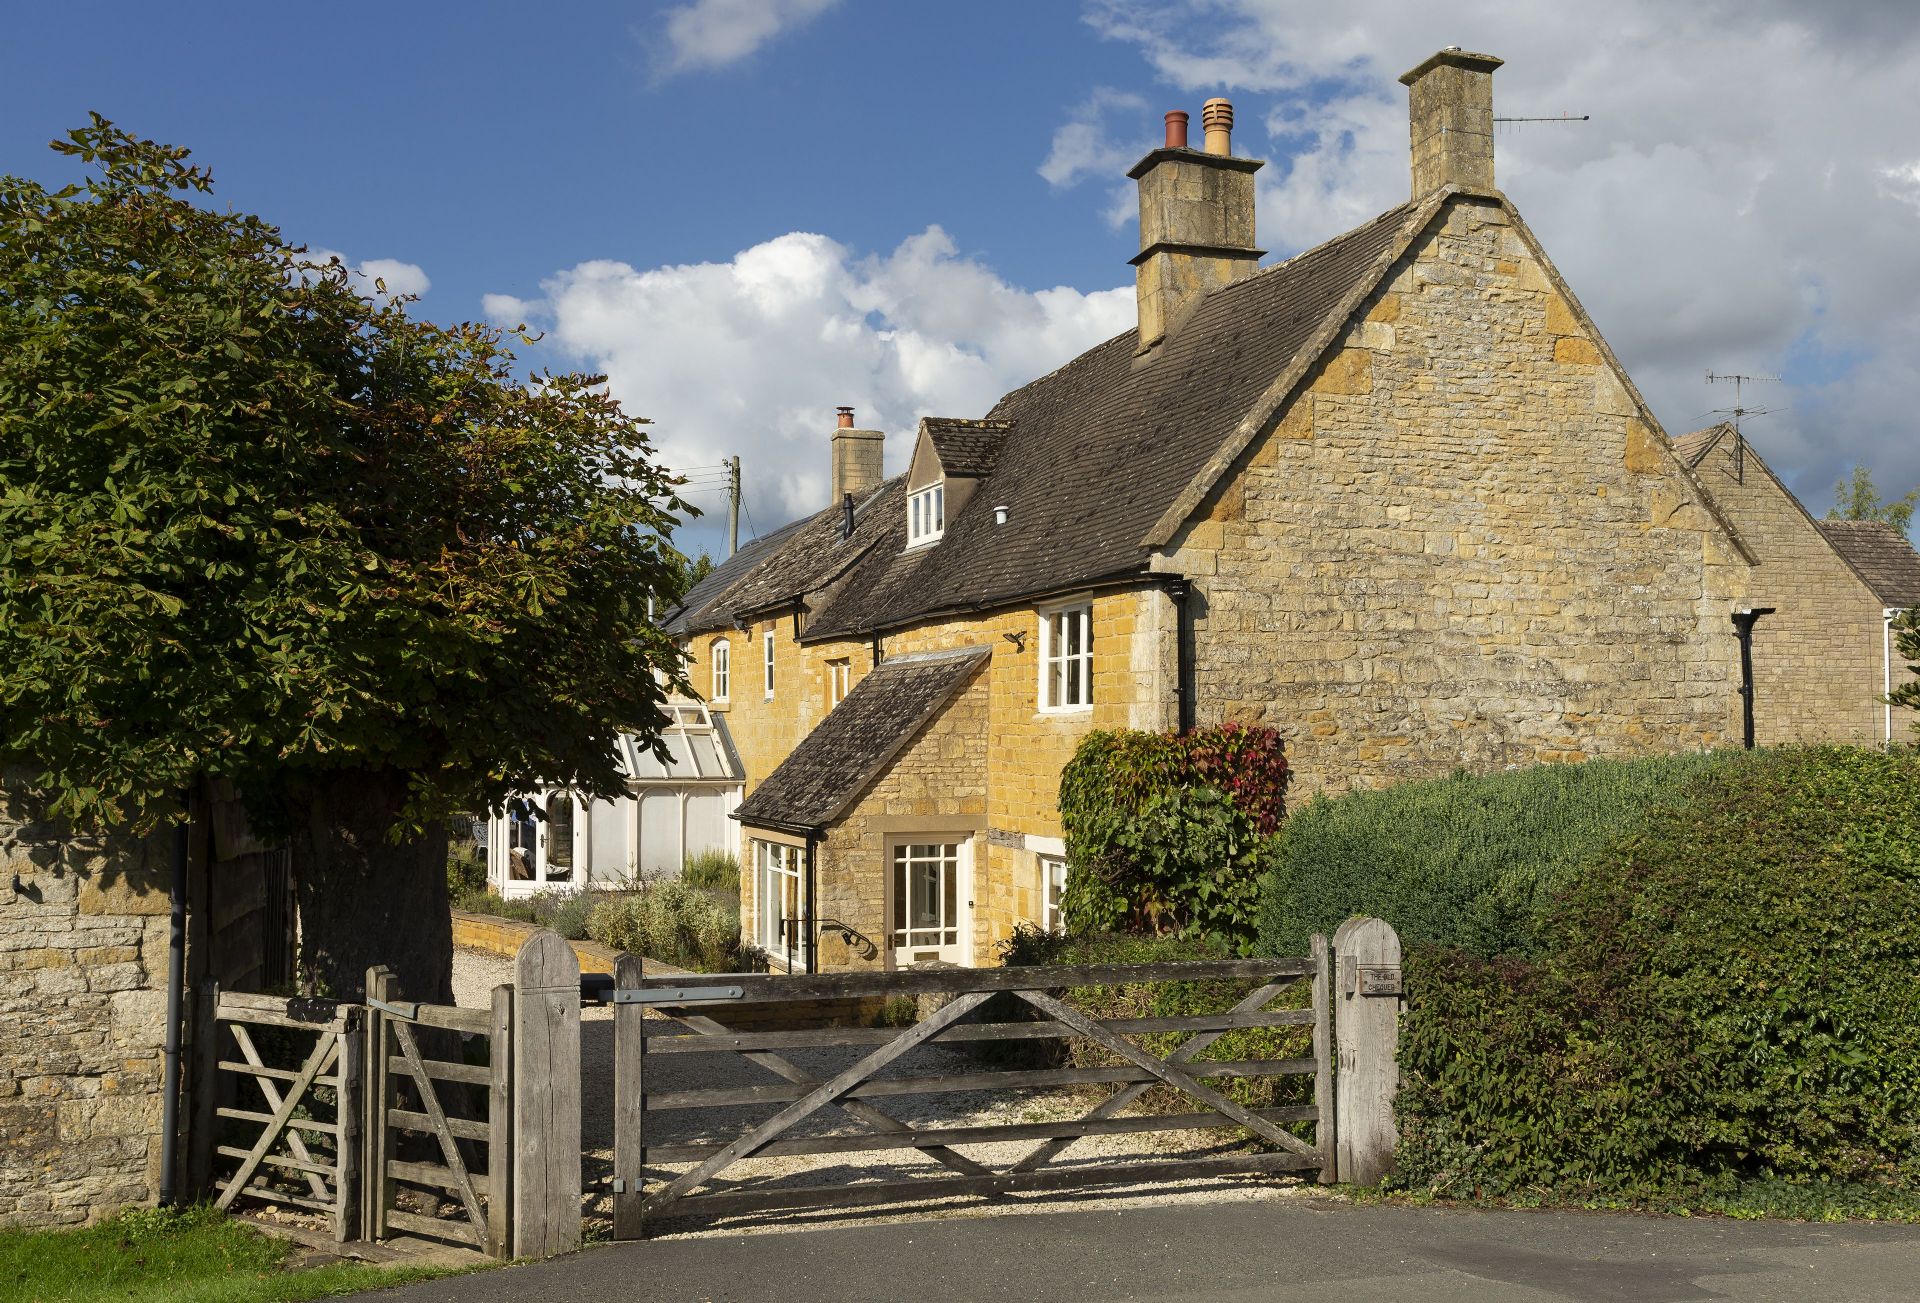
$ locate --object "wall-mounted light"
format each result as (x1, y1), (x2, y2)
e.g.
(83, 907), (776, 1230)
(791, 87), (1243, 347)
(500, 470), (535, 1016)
(1002, 630), (1027, 653)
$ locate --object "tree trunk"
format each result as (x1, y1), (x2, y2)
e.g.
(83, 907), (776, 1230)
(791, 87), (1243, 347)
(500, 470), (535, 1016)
(289, 768), (453, 1004)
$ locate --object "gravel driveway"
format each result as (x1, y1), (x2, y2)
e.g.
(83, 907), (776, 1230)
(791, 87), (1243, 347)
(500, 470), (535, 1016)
(451, 949), (1324, 1239)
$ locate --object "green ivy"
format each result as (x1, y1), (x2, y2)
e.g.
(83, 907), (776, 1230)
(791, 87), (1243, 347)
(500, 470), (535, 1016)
(1057, 725), (1287, 951)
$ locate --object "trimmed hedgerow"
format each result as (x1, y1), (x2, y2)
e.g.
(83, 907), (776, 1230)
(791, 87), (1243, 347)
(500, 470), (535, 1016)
(1394, 746), (1920, 1204)
(1059, 724), (1288, 950)
(1258, 750), (1732, 958)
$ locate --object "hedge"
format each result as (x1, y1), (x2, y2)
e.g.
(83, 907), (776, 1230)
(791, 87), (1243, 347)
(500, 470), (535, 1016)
(1258, 750), (1732, 958)
(1393, 746), (1920, 1203)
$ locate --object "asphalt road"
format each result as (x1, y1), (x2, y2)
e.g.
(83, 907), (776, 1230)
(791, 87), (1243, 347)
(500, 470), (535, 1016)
(359, 1199), (1920, 1302)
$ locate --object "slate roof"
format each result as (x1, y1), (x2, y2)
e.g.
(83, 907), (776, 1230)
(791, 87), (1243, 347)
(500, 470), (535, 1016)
(926, 418), (1013, 477)
(663, 198), (1427, 642)
(1815, 520), (1920, 607)
(807, 201), (1423, 640)
(732, 646), (990, 831)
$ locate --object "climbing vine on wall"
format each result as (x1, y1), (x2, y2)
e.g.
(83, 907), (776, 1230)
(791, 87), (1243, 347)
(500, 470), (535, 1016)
(1056, 724), (1289, 950)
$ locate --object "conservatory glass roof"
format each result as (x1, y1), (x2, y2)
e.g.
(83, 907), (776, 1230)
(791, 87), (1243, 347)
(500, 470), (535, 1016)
(618, 701), (741, 784)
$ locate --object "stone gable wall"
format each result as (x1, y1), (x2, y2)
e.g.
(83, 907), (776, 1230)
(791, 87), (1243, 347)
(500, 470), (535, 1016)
(1688, 436), (1889, 745)
(0, 781), (171, 1227)
(1164, 196), (1747, 797)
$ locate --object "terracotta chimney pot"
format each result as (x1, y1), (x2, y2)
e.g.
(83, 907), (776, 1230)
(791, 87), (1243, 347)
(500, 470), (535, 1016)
(1164, 110), (1189, 150)
(1202, 98), (1233, 156)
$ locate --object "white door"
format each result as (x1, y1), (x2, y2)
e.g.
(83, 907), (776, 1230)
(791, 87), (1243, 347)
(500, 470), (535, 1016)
(536, 791), (579, 885)
(889, 840), (971, 966)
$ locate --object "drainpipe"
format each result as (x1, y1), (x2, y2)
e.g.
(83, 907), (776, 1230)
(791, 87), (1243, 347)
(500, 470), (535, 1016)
(1887, 608), (1899, 746)
(1161, 576), (1193, 733)
(159, 790), (190, 1205)
(1731, 608), (1775, 749)
(803, 834), (818, 973)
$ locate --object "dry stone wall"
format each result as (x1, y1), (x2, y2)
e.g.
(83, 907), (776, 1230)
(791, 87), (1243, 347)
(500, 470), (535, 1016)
(1165, 195), (1747, 797)
(0, 778), (170, 1226)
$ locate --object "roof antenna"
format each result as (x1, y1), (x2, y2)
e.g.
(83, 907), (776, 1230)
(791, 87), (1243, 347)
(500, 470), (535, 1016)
(1706, 371), (1780, 482)
(1494, 112), (1590, 127)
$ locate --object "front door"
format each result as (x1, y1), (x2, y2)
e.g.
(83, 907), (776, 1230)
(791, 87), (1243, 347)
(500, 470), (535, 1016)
(537, 791), (577, 884)
(889, 840), (970, 966)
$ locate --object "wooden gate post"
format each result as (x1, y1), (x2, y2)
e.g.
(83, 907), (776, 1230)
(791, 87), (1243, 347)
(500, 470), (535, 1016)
(486, 984), (513, 1260)
(511, 930), (581, 1259)
(1310, 933), (1336, 1185)
(362, 966), (395, 1242)
(611, 952), (645, 1241)
(1332, 916), (1403, 1186)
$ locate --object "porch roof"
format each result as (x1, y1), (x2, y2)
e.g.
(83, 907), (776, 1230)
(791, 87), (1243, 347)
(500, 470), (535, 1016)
(733, 645), (989, 833)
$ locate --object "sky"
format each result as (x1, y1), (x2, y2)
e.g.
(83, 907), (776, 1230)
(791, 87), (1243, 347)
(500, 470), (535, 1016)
(9, 1), (1920, 558)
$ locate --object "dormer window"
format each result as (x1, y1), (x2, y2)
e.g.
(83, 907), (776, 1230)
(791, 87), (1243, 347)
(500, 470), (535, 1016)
(908, 483), (945, 546)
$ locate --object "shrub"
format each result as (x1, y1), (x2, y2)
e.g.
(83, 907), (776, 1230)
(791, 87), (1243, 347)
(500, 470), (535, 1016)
(587, 878), (742, 972)
(540, 889), (596, 941)
(1395, 746), (1920, 1202)
(681, 849), (741, 891)
(1059, 725), (1288, 950)
(451, 889), (539, 924)
(1258, 750), (1731, 958)
(446, 840), (488, 906)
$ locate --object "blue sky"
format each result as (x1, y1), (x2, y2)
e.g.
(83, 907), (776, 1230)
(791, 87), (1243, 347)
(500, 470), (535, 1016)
(11, 2), (1920, 557)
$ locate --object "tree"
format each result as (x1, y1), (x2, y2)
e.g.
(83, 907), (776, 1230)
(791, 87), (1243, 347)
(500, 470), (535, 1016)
(660, 550), (716, 609)
(1892, 606), (1920, 736)
(0, 118), (689, 1001)
(1829, 464), (1918, 534)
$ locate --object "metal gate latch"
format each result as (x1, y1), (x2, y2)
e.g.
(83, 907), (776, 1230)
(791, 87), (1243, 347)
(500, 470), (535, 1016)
(367, 995), (421, 1020)
(608, 985), (745, 1005)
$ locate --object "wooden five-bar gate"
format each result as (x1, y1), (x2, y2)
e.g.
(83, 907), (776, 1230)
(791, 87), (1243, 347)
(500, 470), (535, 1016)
(607, 939), (1346, 1237)
(187, 920), (1404, 1257)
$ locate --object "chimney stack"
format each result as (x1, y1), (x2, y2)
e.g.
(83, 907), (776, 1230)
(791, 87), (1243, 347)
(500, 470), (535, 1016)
(1399, 48), (1503, 196)
(830, 406), (885, 505)
(1128, 98), (1264, 353)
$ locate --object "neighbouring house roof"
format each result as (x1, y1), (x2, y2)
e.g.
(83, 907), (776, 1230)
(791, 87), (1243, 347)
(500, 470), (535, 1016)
(925, 418), (1014, 478)
(663, 199), (1430, 642)
(732, 646), (989, 832)
(1671, 422), (1728, 466)
(1815, 520), (1920, 608)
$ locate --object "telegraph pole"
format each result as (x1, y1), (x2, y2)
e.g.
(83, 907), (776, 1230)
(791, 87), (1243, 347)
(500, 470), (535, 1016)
(726, 455), (741, 559)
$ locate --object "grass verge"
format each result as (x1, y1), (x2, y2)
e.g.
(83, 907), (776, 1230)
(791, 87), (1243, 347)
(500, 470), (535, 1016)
(0, 1205), (480, 1303)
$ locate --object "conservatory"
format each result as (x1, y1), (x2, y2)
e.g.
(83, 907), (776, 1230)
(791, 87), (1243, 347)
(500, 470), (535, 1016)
(484, 701), (743, 898)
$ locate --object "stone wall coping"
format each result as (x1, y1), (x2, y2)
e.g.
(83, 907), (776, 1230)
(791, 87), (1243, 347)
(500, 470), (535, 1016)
(450, 909), (693, 979)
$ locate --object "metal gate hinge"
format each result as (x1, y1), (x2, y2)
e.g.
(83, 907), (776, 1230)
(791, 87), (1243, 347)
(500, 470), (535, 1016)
(607, 985), (745, 1005)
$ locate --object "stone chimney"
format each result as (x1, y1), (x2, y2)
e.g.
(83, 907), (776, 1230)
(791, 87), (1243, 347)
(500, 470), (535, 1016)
(830, 405), (884, 504)
(1128, 98), (1264, 353)
(1399, 48), (1503, 196)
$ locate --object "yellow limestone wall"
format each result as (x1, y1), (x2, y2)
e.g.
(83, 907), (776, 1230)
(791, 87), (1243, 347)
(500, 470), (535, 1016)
(691, 587), (1173, 969)
(1162, 195), (1747, 798)
(1685, 435), (1890, 746)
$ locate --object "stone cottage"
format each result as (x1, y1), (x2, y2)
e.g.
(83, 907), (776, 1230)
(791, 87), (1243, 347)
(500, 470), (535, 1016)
(662, 48), (1918, 974)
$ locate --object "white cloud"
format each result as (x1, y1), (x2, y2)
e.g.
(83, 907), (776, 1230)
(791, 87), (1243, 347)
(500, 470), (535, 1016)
(1080, 0), (1920, 519)
(490, 228), (1132, 554)
(303, 248), (431, 301)
(652, 0), (839, 75)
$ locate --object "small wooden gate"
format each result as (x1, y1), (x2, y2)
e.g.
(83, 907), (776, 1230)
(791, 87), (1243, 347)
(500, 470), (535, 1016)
(197, 987), (362, 1240)
(361, 966), (513, 1256)
(611, 942), (1334, 1236)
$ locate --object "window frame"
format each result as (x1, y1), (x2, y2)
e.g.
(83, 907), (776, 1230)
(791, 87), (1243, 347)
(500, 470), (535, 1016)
(709, 638), (730, 703)
(887, 837), (969, 965)
(827, 657), (851, 708)
(1038, 854), (1068, 933)
(907, 482), (945, 547)
(752, 838), (806, 970)
(1037, 599), (1094, 713)
(762, 629), (776, 699)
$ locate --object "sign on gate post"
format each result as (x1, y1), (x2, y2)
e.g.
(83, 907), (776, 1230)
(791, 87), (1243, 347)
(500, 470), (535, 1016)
(512, 930), (581, 1259)
(1332, 916), (1403, 1187)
